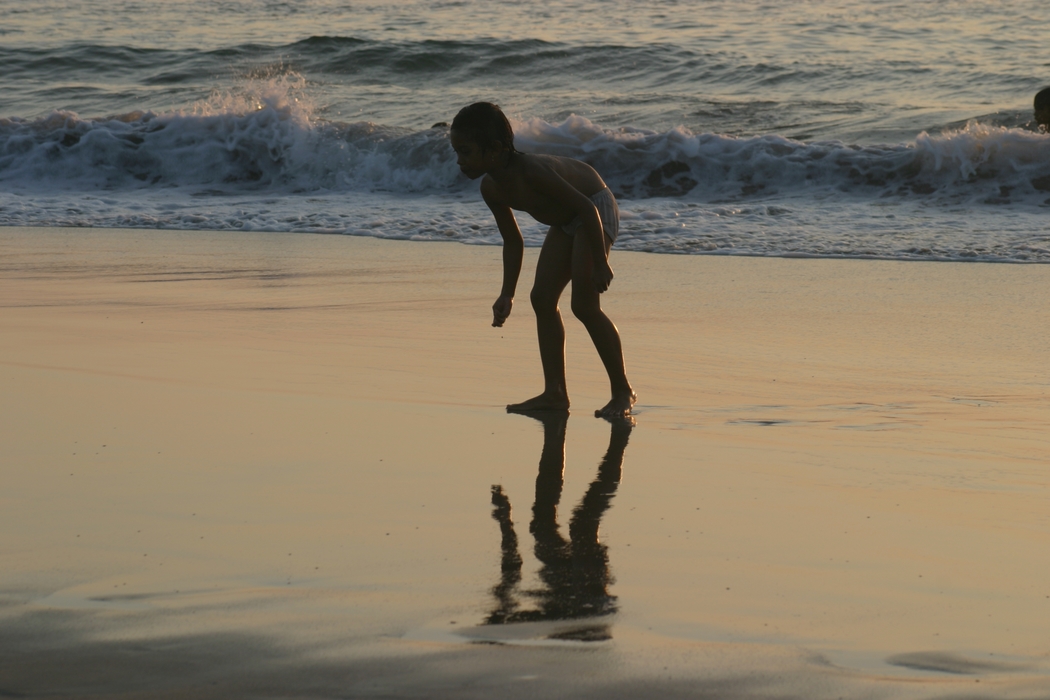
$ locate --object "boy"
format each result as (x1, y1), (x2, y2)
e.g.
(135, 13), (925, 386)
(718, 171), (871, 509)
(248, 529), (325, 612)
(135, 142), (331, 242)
(449, 102), (635, 418)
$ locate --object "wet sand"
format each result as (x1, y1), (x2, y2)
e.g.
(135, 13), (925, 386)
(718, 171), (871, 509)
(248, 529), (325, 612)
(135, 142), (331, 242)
(2, 226), (1049, 698)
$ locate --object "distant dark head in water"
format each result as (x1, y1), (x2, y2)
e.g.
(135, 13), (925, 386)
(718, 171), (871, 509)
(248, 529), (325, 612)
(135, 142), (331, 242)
(450, 102), (520, 155)
(1035, 87), (1050, 130)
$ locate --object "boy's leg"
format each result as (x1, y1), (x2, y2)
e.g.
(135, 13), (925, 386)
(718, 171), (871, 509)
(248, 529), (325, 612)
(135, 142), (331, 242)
(506, 227), (573, 412)
(569, 235), (636, 418)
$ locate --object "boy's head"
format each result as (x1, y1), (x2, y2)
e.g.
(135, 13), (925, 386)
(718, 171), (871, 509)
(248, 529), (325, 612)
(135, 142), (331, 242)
(450, 102), (518, 155)
(449, 102), (519, 179)
(1035, 87), (1050, 130)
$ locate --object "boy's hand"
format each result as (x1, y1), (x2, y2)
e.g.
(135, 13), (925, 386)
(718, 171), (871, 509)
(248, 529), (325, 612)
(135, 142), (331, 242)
(593, 260), (614, 293)
(492, 295), (513, 327)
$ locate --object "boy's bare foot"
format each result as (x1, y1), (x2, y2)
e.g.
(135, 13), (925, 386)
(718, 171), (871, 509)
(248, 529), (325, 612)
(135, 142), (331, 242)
(594, 390), (637, 419)
(507, 391), (570, 413)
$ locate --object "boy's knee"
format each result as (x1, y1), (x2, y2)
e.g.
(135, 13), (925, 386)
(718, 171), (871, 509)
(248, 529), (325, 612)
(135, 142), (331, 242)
(530, 287), (558, 312)
(570, 295), (600, 322)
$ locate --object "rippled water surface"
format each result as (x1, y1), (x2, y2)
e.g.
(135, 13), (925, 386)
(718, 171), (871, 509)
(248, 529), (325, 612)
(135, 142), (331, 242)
(1, 0), (1048, 261)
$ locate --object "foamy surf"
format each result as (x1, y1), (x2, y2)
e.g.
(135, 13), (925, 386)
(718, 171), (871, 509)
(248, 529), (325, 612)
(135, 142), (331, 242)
(1, 87), (1048, 262)
(4, 98), (1050, 203)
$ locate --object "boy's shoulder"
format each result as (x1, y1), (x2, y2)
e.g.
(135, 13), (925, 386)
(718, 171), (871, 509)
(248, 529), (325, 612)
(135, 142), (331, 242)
(479, 172), (505, 202)
(480, 153), (594, 206)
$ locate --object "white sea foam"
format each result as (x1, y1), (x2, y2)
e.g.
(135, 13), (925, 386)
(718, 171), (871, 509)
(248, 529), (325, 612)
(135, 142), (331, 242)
(4, 96), (1049, 203)
(515, 116), (1050, 205)
(2, 183), (1047, 263)
(1, 76), (1049, 262)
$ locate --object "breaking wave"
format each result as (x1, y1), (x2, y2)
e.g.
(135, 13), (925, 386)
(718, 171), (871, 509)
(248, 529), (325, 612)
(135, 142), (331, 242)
(3, 76), (1049, 208)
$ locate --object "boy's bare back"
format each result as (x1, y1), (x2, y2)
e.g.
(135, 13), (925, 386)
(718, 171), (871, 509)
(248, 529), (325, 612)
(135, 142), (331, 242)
(479, 153), (608, 229)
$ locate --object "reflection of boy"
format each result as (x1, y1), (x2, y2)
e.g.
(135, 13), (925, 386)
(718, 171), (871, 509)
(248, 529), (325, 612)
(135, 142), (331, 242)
(486, 411), (631, 627)
(1035, 87), (1050, 131)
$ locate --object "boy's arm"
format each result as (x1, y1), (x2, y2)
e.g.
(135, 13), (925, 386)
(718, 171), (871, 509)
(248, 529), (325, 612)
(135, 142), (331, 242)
(482, 179), (524, 327)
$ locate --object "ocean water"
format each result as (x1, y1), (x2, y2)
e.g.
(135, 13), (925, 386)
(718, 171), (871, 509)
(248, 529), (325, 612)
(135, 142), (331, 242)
(2, 0), (1049, 262)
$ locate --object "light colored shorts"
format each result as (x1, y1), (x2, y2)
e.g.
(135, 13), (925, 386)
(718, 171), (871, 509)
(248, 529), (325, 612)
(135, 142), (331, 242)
(562, 187), (619, 244)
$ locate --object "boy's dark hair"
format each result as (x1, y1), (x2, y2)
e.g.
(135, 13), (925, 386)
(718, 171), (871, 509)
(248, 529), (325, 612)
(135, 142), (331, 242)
(451, 102), (520, 154)
(1035, 87), (1050, 111)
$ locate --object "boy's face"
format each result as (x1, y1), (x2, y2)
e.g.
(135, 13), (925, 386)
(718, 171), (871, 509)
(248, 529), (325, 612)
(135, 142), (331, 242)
(450, 130), (499, 179)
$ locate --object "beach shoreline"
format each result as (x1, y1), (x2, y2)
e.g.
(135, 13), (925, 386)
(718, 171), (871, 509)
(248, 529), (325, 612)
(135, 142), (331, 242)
(2, 225), (1048, 698)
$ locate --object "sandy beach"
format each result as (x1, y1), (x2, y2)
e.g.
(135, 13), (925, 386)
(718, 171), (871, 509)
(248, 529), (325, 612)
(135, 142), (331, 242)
(2, 225), (1049, 699)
